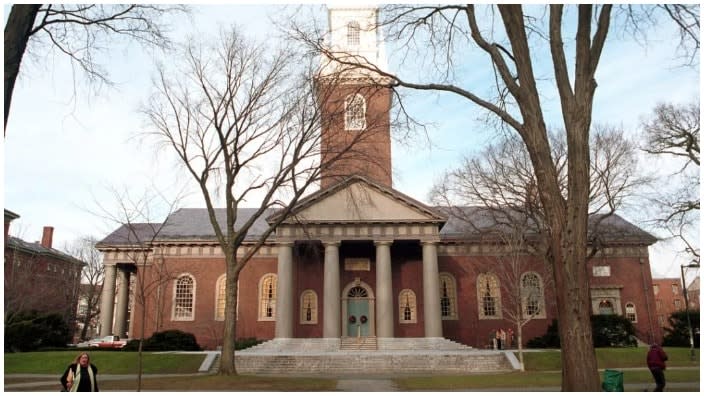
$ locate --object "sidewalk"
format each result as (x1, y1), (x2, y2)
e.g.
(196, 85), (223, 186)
(4, 372), (699, 392)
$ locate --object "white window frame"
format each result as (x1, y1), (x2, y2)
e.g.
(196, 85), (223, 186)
(347, 21), (360, 46)
(520, 271), (546, 319)
(439, 272), (458, 320)
(172, 273), (196, 321)
(625, 302), (637, 323)
(258, 273), (277, 321)
(477, 273), (502, 320)
(398, 289), (417, 324)
(344, 94), (366, 131)
(215, 274), (226, 321)
(299, 289), (318, 325)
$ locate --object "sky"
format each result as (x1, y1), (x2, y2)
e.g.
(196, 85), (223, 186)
(2, 3), (700, 281)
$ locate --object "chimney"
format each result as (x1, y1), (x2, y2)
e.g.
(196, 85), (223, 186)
(41, 226), (54, 248)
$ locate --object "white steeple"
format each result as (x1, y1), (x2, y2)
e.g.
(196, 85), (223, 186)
(320, 5), (388, 80)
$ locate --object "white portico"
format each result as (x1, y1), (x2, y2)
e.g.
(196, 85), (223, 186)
(269, 175), (447, 342)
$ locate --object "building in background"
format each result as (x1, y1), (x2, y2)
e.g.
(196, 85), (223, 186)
(652, 278), (687, 329)
(686, 276), (700, 310)
(4, 209), (85, 332)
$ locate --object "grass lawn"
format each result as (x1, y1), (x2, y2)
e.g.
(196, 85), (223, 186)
(4, 351), (205, 374)
(522, 347), (700, 371)
(395, 368), (700, 391)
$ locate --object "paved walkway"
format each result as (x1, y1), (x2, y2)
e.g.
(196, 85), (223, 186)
(5, 373), (699, 392)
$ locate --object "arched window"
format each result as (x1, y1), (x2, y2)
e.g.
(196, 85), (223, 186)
(625, 302), (637, 323)
(398, 289), (417, 324)
(215, 275), (241, 321)
(598, 299), (614, 315)
(345, 94), (366, 130)
(215, 274), (226, 321)
(477, 273), (502, 319)
(347, 21), (360, 46)
(521, 272), (545, 318)
(258, 273), (277, 321)
(172, 274), (195, 321)
(439, 273), (458, 320)
(300, 290), (318, 324)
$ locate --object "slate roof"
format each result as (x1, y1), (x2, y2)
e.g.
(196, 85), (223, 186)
(97, 209), (276, 246)
(437, 206), (657, 244)
(97, 206), (657, 246)
(6, 236), (86, 265)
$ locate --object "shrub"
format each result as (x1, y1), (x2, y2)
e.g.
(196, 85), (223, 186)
(591, 314), (637, 347)
(527, 319), (560, 348)
(4, 310), (71, 352)
(122, 329), (200, 351)
(235, 337), (263, 350)
(527, 315), (638, 348)
(663, 310), (700, 347)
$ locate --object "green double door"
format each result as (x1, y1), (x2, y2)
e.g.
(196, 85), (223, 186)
(346, 299), (371, 337)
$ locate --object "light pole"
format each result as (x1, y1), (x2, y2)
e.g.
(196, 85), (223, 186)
(680, 262), (699, 361)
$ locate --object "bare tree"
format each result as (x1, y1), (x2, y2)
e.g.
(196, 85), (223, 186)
(142, 25), (391, 375)
(65, 237), (104, 341)
(93, 186), (181, 391)
(430, 120), (647, 387)
(4, 4), (188, 132)
(641, 101), (700, 265)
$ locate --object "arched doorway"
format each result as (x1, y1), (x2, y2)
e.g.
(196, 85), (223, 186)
(341, 281), (375, 337)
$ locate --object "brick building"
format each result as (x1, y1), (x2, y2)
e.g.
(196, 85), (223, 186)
(96, 5), (663, 350)
(4, 209), (85, 327)
(652, 277), (691, 330)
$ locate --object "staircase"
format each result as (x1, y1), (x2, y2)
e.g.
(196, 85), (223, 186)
(340, 336), (377, 351)
(234, 337), (514, 375)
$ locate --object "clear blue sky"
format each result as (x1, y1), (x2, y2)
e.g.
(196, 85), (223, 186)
(2, 3), (699, 280)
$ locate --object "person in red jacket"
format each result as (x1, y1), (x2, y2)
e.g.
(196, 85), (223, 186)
(646, 343), (668, 392)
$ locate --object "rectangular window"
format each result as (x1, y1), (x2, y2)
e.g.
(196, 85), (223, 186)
(656, 300), (663, 311)
(653, 285), (659, 295)
(674, 299), (682, 310)
(658, 315), (665, 327)
(592, 266), (611, 277)
(672, 284), (679, 294)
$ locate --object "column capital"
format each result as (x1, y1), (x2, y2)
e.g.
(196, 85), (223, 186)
(322, 239), (341, 247)
(374, 239), (394, 246)
(420, 239), (440, 246)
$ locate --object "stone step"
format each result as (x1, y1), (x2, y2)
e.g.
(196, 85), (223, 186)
(234, 351), (513, 375)
(340, 336), (377, 351)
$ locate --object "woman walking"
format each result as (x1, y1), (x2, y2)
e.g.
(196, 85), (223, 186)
(60, 352), (99, 392)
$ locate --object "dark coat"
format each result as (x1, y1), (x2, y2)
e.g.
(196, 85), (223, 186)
(646, 344), (668, 370)
(60, 363), (99, 392)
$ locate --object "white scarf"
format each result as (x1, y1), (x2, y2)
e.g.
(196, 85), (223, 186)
(69, 364), (96, 392)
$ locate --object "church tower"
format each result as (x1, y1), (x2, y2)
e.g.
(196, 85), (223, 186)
(318, 5), (392, 189)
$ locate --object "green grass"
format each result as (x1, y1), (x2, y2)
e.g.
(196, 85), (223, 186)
(522, 347), (700, 371)
(4, 351), (205, 374)
(4, 347), (700, 391)
(395, 368), (700, 391)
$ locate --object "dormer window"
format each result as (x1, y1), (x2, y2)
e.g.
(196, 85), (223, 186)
(347, 21), (360, 46)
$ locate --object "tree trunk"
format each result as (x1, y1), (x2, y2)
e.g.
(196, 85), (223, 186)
(517, 327), (525, 372)
(219, 254), (239, 374)
(4, 4), (39, 133)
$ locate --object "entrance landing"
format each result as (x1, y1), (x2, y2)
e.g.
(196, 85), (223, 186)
(234, 338), (516, 375)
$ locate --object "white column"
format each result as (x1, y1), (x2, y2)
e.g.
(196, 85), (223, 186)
(375, 240), (394, 338)
(114, 269), (131, 338)
(275, 243), (294, 339)
(422, 241), (443, 338)
(99, 264), (117, 336)
(323, 241), (341, 338)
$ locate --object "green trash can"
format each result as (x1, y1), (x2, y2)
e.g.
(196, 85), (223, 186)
(602, 369), (624, 392)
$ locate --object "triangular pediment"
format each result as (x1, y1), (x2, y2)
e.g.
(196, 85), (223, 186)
(270, 176), (446, 225)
